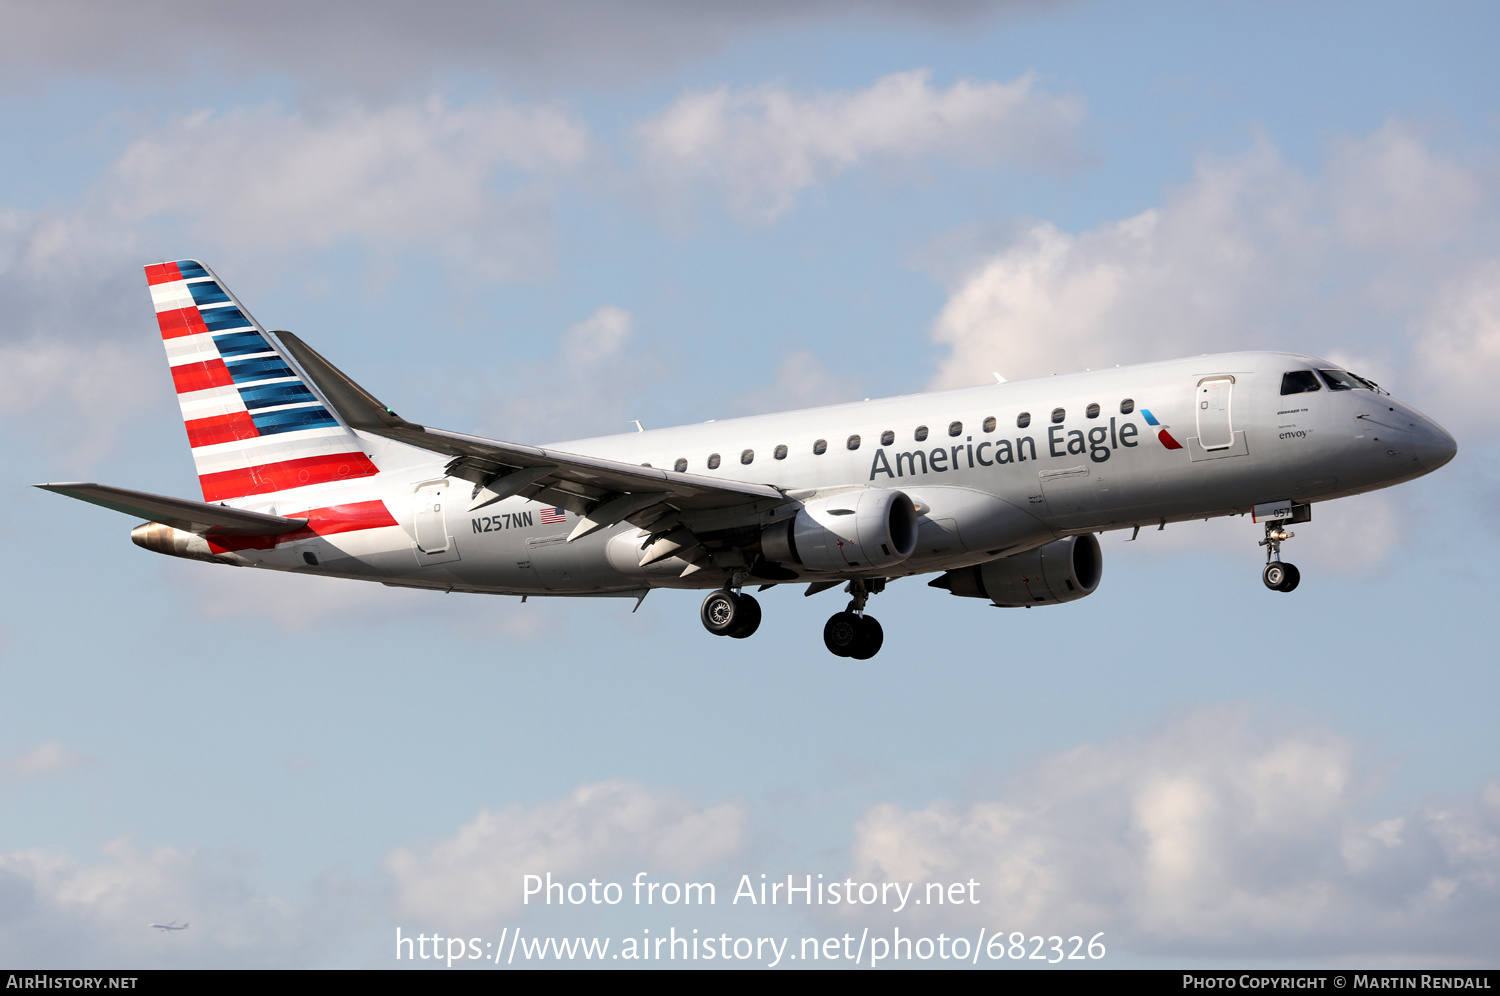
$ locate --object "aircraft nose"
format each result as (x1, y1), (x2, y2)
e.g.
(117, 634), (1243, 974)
(1415, 417), (1458, 471)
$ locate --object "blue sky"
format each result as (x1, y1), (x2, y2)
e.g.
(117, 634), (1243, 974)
(1, 0), (1498, 968)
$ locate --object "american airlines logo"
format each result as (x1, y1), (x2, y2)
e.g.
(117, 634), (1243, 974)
(1140, 409), (1183, 449)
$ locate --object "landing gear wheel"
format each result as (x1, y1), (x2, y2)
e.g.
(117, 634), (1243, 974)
(823, 612), (860, 657)
(848, 615), (884, 660)
(701, 590), (763, 638)
(824, 612), (884, 658)
(1262, 562), (1300, 592)
(702, 590), (742, 635)
(727, 594), (761, 638)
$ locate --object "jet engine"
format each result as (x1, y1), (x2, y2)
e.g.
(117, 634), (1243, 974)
(761, 488), (918, 573)
(930, 534), (1102, 606)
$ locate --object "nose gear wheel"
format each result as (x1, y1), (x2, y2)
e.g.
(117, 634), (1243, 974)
(1258, 521), (1300, 593)
(1262, 562), (1300, 592)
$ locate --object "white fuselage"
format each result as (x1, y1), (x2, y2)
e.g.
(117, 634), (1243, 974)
(215, 351), (1456, 597)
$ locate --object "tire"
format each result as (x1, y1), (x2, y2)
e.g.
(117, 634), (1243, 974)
(1278, 563), (1301, 592)
(1263, 563), (1288, 591)
(823, 612), (859, 657)
(848, 615), (884, 660)
(727, 594), (762, 638)
(700, 590), (741, 636)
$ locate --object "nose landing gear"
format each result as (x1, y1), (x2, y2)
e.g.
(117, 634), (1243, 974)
(823, 580), (885, 659)
(1259, 522), (1300, 592)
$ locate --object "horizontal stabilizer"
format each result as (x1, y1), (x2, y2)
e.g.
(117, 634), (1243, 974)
(35, 483), (306, 536)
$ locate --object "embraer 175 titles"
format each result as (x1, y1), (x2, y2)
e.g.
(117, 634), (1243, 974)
(39, 261), (1457, 658)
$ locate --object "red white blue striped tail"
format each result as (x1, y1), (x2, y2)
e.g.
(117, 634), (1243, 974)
(146, 259), (379, 502)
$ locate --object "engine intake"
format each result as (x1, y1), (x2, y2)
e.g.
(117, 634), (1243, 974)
(761, 488), (918, 573)
(930, 534), (1102, 606)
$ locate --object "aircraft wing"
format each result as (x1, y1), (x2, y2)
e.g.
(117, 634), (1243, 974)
(35, 483), (307, 536)
(274, 330), (787, 537)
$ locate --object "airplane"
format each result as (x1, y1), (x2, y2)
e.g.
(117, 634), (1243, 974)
(38, 260), (1457, 659)
(149, 920), (189, 932)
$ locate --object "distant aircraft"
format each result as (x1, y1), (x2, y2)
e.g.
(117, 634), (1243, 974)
(39, 260), (1456, 658)
(149, 921), (189, 932)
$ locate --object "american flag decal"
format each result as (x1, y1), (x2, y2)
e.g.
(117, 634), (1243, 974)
(539, 507), (566, 524)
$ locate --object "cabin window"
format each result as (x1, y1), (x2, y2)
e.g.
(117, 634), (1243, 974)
(1086, 403), (1100, 419)
(813, 439), (828, 455)
(847, 434), (861, 450)
(774, 444), (788, 460)
(1016, 412), (1031, 429)
(1051, 408), (1066, 424)
(1120, 399), (1135, 414)
(914, 425), (929, 441)
(1281, 371), (1322, 395)
(982, 416), (996, 433)
(707, 453), (721, 469)
(948, 421), (963, 437)
(881, 430), (894, 446)
(741, 449), (754, 465)
(673, 458), (687, 473)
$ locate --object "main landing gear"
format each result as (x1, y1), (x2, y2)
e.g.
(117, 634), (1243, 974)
(1259, 521), (1301, 592)
(700, 588), (761, 639)
(823, 580), (884, 660)
(699, 577), (887, 658)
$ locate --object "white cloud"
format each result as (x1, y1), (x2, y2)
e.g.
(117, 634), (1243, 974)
(0, 841), (362, 967)
(0, 340), (163, 461)
(1411, 259), (1500, 428)
(848, 707), (1500, 960)
(0, 742), (90, 783)
(0, 94), (591, 436)
(108, 98), (590, 277)
(728, 348), (865, 418)
(925, 123), (1500, 438)
(486, 305), (653, 443)
(636, 69), (1085, 221)
(928, 137), (1322, 388)
(385, 780), (746, 926)
(559, 305), (635, 370)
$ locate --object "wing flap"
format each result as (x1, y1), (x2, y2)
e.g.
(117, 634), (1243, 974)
(36, 483), (307, 536)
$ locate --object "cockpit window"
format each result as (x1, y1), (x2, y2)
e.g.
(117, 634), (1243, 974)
(1318, 368), (1379, 392)
(1280, 371), (1322, 395)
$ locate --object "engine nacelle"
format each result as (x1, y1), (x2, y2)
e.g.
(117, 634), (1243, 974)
(930, 534), (1102, 606)
(761, 488), (918, 573)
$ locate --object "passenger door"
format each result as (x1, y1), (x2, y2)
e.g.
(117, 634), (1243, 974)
(1196, 377), (1235, 450)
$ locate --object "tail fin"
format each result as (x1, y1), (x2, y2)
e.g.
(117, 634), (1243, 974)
(146, 260), (379, 502)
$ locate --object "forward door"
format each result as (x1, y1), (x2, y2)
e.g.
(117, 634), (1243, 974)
(1196, 377), (1235, 450)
